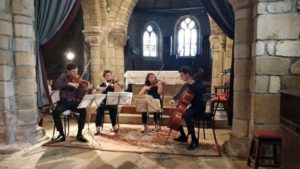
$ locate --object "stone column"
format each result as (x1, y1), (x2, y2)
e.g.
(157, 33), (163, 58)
(209, 25), (226, 88)
(209, 17), (233, 91)
(0, 0), (44, 144)
(109, 30), (128, 87)
(0, 0), (15, 144)
(250, 0), (300, 133)
(224, 0), (253, 158)
(83, 30), (103, 85)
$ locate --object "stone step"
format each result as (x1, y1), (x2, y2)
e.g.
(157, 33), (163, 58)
(89, 112), (230, 129)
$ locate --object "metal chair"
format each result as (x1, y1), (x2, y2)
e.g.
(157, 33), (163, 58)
(50, 90), (78, 138)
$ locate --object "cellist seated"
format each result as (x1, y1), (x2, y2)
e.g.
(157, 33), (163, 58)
(169, 66), (206, 150)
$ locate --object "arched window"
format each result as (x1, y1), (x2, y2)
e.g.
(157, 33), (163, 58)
(176, 16), (199, 57)
(143, 25), (158, 57)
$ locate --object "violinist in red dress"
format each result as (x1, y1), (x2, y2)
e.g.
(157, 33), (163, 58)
(169, 66), (206, 150)
(52, 63), (93, 142)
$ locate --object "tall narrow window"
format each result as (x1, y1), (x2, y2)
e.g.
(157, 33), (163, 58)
(176, 16), (198, 57)
(143, 25), (158, 57)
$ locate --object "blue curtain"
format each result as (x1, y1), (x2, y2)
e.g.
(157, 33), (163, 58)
(34, 0), (77, 107)
(201, 0), (234, 39)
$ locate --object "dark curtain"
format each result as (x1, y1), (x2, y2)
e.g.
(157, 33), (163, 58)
(201, 0), (235, 125)
(35, 0), (81, 108)
(200, 0), (234, 39)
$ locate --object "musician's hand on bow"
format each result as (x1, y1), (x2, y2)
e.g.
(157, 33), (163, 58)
(156, 80), (162, 86)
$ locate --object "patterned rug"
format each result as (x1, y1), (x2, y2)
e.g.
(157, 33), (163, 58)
(43, 125), (222, 157)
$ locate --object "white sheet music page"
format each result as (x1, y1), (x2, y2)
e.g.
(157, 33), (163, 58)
(90, 94), (107, 108)
(77, 94), (95, 109)
(106, 92), (133, 105)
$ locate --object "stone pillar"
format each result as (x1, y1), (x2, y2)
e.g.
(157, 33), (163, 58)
(224, 0), (253, 158)
(250, 0), (300, 133)
(0, 0), (44, 144)
(209, 18), (226, 88)
(83, 30), (103, 85)
(209, 17), (233, 91)
(109, 30), (128, 87)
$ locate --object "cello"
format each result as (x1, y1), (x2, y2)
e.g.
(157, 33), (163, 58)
(167, 68), (204, 130)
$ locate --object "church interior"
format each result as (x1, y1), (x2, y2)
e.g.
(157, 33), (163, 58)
(0, 0), (300, 169)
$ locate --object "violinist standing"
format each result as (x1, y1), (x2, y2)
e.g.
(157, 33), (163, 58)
(138, 73), (163, 133)
(52, 63), (93, 142)
(94, 70), (119, 135)
(169, 66), (206, 150)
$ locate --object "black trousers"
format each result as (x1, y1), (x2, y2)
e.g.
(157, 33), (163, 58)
(95, 104), (117, 127)
(178, 107), (198, 139)
(142, 112), (160, 124)
(52, 100), (86, 135)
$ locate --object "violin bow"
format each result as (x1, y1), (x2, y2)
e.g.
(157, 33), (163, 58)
(155, 64), (165, 79)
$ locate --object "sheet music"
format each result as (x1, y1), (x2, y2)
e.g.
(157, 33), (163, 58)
(135, 95), (161, 112)
(147, 98), (162, 112)
(136, 98), (148, 112)
(90, 94), (107, 108)
(106, 92), (133, 105)
(77, 94), (95, 109)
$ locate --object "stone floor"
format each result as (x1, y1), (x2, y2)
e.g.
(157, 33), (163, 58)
(0, 115), (255, 169)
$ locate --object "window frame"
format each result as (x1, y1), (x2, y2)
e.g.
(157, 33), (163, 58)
(174, 15), (201, 58)
(142, 22), (162, 60)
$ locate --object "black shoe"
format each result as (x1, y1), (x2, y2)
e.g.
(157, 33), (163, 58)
(76, 135), (88, 142)
(173, 135), (188, 143)
(53, 134), (65, 142)
(187, 140), (199, 150)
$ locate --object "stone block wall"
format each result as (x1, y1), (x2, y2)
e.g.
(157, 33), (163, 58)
(0, 0), (43, 145)
(251, 0), (300, 133)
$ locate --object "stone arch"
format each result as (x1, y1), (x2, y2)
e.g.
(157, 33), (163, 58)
(112, 0), (139, 36)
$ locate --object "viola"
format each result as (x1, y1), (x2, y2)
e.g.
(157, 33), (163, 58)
(71, 74), (91, 91)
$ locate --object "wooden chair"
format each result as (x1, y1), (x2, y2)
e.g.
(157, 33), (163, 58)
(210, 82), (230, 121)
(195, 93), (219, 141)
(247, 130), (281, 169)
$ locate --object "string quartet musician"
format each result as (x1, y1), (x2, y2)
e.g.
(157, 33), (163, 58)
(52, 63), (93, 142)
(138, 73), (163, 133)
(169, 66), (206, 150)
(94, 70), (119, 135)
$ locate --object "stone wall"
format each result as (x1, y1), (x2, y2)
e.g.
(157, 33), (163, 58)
(81, 0), (137, 86)
(251, 0), (300, 133)
(0, 0), (44, 145)
(224, 0), (300, 158)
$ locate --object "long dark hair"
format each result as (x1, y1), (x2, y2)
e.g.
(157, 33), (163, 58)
(144, 73), (156, 86)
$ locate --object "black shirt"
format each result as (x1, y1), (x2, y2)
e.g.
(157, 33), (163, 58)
(98, 81), (115, 94)
(147, 86), (161, 99)
(173, 80), (205, 112)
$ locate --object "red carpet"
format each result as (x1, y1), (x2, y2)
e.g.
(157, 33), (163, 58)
(43, 125), (222, 157)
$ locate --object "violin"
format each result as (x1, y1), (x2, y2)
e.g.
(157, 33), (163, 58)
(71, 74), (91, 91)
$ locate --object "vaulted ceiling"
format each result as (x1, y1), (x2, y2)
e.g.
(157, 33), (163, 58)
(135, 0), (204, 12)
